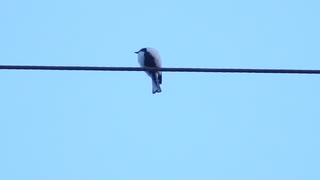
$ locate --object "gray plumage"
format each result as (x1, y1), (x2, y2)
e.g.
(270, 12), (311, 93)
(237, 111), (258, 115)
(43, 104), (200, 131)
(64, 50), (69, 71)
(135, 47), (162, 94)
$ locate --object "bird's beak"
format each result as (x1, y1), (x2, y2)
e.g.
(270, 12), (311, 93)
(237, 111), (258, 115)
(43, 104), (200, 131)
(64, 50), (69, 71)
(134, 51), (138, 54)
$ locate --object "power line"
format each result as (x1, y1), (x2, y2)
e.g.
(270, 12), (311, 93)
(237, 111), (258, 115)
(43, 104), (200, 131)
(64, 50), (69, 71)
(1, 65), (320, 74)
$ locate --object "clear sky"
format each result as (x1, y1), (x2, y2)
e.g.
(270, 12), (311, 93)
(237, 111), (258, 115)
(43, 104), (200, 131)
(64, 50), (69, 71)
(1, 0), (320, 179)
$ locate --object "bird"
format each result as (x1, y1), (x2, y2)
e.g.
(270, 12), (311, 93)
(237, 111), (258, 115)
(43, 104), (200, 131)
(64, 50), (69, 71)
(135, 47), (162, 94)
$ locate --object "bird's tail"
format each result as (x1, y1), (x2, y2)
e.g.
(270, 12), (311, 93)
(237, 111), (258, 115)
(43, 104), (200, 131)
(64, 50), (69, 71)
(152, 80), (161, 94)
(152, 76), (161, 94)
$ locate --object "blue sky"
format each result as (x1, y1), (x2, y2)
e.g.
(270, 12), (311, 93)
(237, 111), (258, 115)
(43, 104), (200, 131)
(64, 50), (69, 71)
(1, 0), (320, 179)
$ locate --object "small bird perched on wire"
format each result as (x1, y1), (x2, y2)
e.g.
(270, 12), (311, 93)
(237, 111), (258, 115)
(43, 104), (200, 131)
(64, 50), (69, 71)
(135, 47), (162, 94)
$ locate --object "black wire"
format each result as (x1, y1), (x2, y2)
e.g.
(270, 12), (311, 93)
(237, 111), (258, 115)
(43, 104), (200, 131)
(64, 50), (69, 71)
(1, 65), (320, 74)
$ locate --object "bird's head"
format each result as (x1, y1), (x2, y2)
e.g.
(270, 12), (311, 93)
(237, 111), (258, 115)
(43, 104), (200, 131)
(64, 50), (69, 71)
(134, 48), (147, 54)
